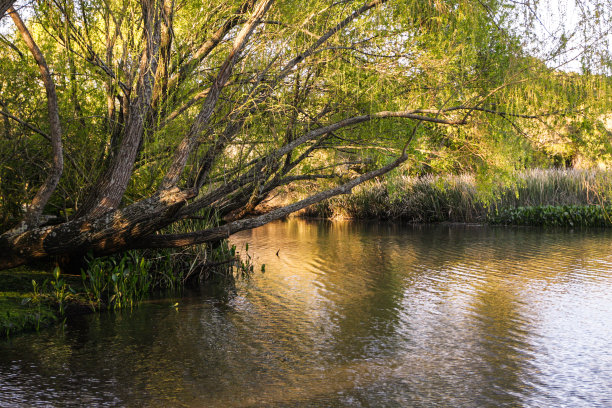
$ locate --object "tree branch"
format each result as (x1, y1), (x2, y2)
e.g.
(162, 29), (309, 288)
(76, 0), (163, 218)
(156, 0), (258, 107)
(9, 6), (64, 229)
(0, 0), (14, 19)
(275, 0), (388, 83)
(0, 109), (50, 139)
(161, 0), (275, 189)
(0, 109), (87, 182)
(186, 0), (391, 190)
(178, 109), (456, 218)
(131, 150), (408, 249)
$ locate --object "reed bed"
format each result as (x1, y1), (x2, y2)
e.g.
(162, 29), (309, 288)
(303, 168), (612, 223)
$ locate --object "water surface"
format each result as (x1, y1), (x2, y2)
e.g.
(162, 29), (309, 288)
(1, 220), (611, 407)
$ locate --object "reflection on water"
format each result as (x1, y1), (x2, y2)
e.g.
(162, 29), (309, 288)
(1, 220), (612, 407)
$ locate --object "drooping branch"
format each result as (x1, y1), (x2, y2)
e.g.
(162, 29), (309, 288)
(184, 0), (392, 189)
(154, 0), (258, 108)
(274, 0), (389, 85)
(9, 7), (64, 229)
(179, 109), (438, 218)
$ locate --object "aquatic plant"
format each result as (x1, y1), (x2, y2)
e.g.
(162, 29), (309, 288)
(22, 267), (77, 316)
(81, 251), (151, 310)
(490, 205), (612, 227)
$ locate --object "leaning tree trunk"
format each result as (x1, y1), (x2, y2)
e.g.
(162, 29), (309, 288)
(0, 0), (509, 272)
(0, 151), (408, 270)
(0, 187), (196, 269)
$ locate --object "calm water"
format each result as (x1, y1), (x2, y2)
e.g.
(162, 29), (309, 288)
(1, 220), (612, 407)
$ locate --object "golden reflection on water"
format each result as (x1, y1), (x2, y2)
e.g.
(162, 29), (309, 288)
(229, 219), (612, 406)
(1, 220), (611, 407)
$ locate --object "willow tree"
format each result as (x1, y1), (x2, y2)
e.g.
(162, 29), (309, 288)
(0, 0), (605, 270)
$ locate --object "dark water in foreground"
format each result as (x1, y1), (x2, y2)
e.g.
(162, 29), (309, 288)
(1, 220), (612, 407)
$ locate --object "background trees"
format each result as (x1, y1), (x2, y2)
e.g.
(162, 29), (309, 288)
(0, 0), (610, 269)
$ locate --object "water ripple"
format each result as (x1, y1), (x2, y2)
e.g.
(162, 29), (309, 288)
(1, 221), (611, 406)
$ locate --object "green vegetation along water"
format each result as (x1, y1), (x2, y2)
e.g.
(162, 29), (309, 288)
(1, 219), (612, 406)
(303, 168), (612, 224)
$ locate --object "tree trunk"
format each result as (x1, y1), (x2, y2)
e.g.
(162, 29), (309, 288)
(0, 187), (196, 269)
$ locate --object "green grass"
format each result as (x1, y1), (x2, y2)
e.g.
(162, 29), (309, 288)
(0, 267), (59, 337)
(0, 236), (253, 337)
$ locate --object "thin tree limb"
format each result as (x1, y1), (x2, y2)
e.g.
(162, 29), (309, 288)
(132, 150), (409, 249)
(9, 6), (64, 229)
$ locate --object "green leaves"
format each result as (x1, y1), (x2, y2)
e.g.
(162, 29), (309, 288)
(81, 251), (152, 310)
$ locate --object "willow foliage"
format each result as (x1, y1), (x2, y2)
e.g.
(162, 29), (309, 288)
(0, 0), (610, 268)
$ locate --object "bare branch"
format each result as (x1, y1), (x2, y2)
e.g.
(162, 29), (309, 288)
(131, 151), (408, 249)
(156, 0), (258, 107)
(0, 109), (50, 139)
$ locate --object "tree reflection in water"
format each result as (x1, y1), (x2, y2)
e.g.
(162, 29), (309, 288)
(1, 220), (611, 407)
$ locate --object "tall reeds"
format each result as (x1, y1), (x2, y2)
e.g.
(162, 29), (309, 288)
(303, 168), (612, 223)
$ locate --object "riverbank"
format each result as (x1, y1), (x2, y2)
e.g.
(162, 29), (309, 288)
(0, 267), (62, 336)
(3, 168), (611, 337)
(0, 244), (251, 337)
(298, 168), (612, 225)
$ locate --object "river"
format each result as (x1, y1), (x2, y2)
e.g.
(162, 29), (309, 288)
(1, 220), (611, 407)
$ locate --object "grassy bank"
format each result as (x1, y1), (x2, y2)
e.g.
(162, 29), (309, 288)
(302, 168), (612, 224)
(0, 267), (65, 336)
(0, 241), (256, 338)
(0, 207), (260, 338)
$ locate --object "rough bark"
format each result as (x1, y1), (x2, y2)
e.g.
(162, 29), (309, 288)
(76, 0), (163, 218)
(0, 188), (195, 269)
